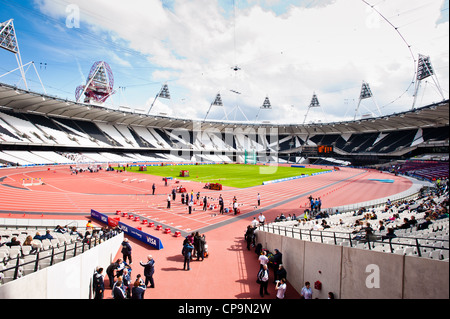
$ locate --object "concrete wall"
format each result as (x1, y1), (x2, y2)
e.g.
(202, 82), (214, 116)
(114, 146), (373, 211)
(0, 232), (123, 299)
(256, 231), (449, 299)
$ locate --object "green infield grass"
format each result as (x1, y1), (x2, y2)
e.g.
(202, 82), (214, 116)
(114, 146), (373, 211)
(123, 164), (327, 189)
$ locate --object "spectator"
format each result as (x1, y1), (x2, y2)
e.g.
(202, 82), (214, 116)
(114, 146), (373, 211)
(275, 278), (287, 299)
(112, 278), (126, 299)
(182, 240), (194, 271)
(43, 230), (54, 240)
(131, 279), (146, 299)
(121, 238), (132, 265)
(93, 267), (105, 299)
(275, 264), (287, 283)
(33, 232), (44, 241)
(301, 281), (312, 299)
(258, 212), (266, 225)
(408, 216), (418, 227)
(245, 226), (256, 251)
(86, 220), (94, 231)
(106, 259), (120, 289)
(197, 234), (206, 261)
(382, 227), (397, 241)
(417, 217), (433, 230)
(140, 255), (155, 288)
(271, 249), (283, 281)
(1, 236), (20, 248)
(257, 264), (270, 297)
(396, 218), (411, 230)
(258, 250), (269, 269)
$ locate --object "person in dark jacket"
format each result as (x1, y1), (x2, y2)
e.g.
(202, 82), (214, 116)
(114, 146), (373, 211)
(112, 280), (126, 299)
(106, 260), (120, 289)
(275, 264), (287, 283)
(140, 255), (155, 288)
(121, 238), (132, 264)
(131, 279), (146, 299)
(1, 237), (21, 248)
(93, 267), (105, 299)
(271, 249), (283, 277)
(182, 239), (194, 271)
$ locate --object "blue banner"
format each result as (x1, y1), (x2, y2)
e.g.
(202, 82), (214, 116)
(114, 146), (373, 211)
(90, 209), (164, 250)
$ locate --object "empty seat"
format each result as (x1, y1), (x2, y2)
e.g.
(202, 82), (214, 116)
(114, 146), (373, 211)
(428, 250), (441, 260)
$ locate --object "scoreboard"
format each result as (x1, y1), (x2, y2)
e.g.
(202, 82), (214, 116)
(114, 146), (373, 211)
(317, 145), (333, 154)
(301, 145), (334, 155)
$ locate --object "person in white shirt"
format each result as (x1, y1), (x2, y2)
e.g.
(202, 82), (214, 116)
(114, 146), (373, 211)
(312, 220), (323, 231)
(233, 200), (239, 215)
(251, 217), (259, 228)
(258, 250), (269, 269)
(275, 278), (287, 299)
(258, 213), (266, 225)
(188, 200), (193, 214)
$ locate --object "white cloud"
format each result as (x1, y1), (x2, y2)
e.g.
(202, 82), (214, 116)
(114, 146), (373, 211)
(34, 0), (449, 123)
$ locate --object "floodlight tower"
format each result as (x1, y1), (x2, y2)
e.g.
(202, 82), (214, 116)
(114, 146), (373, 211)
(412, 54), (445, 110)
(354, 81), (381, 120)
(147, 83), (171, 115)
(255, 96), (272, 121)
(76, 61), (115, 104)
(0, 19), (46, 93)
(205, 93), (227, 121)
(303, 92), (321, 124)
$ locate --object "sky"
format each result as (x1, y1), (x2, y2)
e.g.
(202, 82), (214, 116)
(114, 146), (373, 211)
(0, 0), (448, 124)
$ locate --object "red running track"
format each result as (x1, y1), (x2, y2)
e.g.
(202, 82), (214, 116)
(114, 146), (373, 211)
(0, 165), (413, 299)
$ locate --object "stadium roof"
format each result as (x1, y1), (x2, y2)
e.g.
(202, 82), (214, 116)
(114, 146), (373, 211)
(0, 82), (448, 135)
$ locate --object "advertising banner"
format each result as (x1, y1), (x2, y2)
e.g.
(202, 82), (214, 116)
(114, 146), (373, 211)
(91, 209), (164, 250)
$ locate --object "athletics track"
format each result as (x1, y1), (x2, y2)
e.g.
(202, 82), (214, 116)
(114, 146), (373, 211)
(0, 165), (413, 299)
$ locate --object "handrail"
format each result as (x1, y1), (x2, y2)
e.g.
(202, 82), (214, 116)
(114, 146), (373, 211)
(258, 222), (449, 258)
(0, 231), (119, 283)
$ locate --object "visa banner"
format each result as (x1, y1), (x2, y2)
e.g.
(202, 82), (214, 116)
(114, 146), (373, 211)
(90, 209), (164, 250)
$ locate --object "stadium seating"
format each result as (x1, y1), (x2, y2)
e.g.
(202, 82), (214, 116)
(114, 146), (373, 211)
(0, 226), (119, 285)
(260, 186), (449, 261)
(1, 107), (449, 168)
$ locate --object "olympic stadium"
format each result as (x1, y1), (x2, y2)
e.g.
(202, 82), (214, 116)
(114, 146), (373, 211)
(0, 0), (448, 304)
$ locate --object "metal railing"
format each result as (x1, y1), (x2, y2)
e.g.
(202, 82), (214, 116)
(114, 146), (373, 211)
(1, 231), (119, 283)
(257, 222), (449, 259)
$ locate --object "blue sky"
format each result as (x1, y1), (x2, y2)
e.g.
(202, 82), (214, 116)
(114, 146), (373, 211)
(0, 0), (448, 123)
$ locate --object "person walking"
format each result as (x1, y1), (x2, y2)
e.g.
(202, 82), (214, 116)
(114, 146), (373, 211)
(203, 196), (208, 211)
(167, 194), (171, 209)
(257, 193), (261, 206)
(257, 264), (270, 297)
(121, 238), (132, 265)
(152, 183), (156, 195)
(140, 255), (155, 288)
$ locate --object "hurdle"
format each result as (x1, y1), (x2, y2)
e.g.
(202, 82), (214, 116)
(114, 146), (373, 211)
(22, 178), (43, 187)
